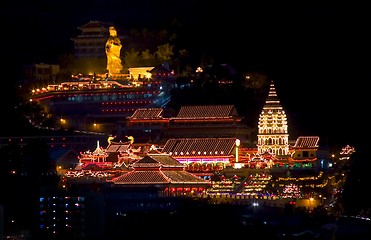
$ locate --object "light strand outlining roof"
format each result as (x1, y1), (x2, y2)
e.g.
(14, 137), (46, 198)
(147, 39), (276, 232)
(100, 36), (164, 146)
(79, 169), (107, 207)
(175, 105), (237, 118)
(111, 170), (210, 184)
(162, 138), (237, 157)
(129, 108), (163, 119)
(293, 136), (320, 148)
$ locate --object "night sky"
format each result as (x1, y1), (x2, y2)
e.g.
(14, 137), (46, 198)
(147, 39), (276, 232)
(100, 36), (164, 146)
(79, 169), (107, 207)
(3, 1), (370, 156)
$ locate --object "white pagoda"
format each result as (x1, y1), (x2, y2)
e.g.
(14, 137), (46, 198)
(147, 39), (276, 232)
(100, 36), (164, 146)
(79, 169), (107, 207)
(257, 81), (290, 156)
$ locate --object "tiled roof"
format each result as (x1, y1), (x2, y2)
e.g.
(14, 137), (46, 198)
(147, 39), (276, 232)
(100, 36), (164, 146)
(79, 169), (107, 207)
(111, 154), (210, 184)
(105, 141), (131, 153)
(162, 138), (237, 157)
(112, 170), (169, 184)
(79, 20), (112, 29)
(111, 170), (210, 184)
(293, 136), (320, 148)
(150, 64), (172, 74)
(163, 170), (210, 183)
(174, 105), (238, 118)
(87, 140), (106, 156)
(133, 154), (185, 168)
(128, 108), (163, 119)
(92, 147), (107, 156)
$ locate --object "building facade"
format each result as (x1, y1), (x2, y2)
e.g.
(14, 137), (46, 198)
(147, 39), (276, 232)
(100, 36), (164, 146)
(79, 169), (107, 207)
(22, 63), (60, 86)
(120, 105), (254, 145)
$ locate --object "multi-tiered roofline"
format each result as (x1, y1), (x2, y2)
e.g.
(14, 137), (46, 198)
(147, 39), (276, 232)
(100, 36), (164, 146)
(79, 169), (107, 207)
(257, 80), (289, 156)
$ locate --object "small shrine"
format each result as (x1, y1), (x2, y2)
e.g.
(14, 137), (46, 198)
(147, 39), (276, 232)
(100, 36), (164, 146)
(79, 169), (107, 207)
(78, 141), (108, 163)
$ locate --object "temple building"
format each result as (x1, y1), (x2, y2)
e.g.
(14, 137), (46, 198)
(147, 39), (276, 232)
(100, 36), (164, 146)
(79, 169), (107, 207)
(120, 104), (254, 145)
(283, 136), (320, 169)
(110, 154), (210, 193)
(290, 136), (319, 160)
(71, 20), (113, 59)
(161, 137), (239, 176)
(78, 140), (108, 164)
(104, 154), (211, 212)
(22, 63), (60, 86)
(128, 67), (154, 80)
(30, 82), (168, 133)
(257, 81), (290, 157)
(72, 138), (142, 172)
(166, 105), (251, 141)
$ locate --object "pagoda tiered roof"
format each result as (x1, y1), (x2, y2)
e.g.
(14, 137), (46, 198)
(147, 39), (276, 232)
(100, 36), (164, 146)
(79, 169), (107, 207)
(78, 20), (112, 30)
(262, 80), (282, 109)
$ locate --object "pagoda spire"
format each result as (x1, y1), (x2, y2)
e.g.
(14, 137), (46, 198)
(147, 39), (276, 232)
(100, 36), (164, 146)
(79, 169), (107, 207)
(265, 80), (281, 106)
(257, 80), (290, 156)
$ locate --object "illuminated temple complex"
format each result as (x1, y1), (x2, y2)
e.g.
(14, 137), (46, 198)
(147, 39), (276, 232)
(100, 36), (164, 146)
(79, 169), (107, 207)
(61, 80), (335, 196)
(29, 21), (175, 133)
(10, 21), (357, 240)
(41, 78), (355, 239)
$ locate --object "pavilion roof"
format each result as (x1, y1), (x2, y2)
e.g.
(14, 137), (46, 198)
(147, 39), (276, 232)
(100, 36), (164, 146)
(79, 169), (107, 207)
(111, 154), (209, 185)
(293, 136), (320, 148)
(105, 141), (131, 153)
(174, 105), (238, 119)
(150, 63), (172, 74)
(128, 108), (163, 119)
(111, 170), (210, 184)
(162, 138), (237, 157)
(133, 154), (185, 168)
(92, 141), (107, 156)
(78, 20), (112, 30)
